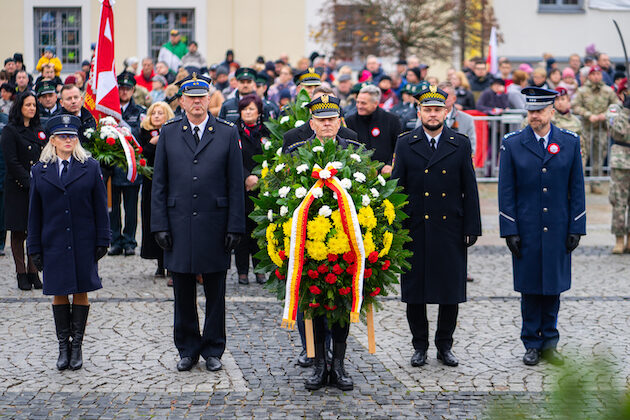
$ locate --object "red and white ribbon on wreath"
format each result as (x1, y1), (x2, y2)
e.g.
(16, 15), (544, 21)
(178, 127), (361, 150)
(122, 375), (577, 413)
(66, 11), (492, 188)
(118, 132), (137, 182)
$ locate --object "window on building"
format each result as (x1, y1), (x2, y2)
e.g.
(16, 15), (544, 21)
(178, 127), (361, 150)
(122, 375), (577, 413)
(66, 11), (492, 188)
(148, 9), (195, 62)
(34, 8), (82, 72)
(538, 0), (584, 13)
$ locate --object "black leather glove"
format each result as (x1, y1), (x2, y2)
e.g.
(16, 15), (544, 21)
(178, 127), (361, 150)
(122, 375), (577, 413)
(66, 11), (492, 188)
(31, 253), (44, 272)
(464, 235), (478, 247)
(95, 246), (108, 261)
(225, 232), (242, 253)
(505, 235), (521, 258)
(566, 234), (581, 254)
(154, 231), (173, 251)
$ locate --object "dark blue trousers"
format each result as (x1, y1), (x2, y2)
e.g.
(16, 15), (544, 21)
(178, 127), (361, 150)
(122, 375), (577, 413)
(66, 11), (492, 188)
(520, 294), (561, 350)
(110, 185), (140, 249)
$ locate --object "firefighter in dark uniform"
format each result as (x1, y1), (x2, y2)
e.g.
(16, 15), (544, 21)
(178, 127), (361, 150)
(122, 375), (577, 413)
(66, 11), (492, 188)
(36, 80), (61, 128)
(255, 71), (280, 119)
(391, 85), (481, 368)
(219, 67), (276, 123)
(151, 74), (245, 373)
(498, 87), (585, 366)
(293, 67), (322, 99)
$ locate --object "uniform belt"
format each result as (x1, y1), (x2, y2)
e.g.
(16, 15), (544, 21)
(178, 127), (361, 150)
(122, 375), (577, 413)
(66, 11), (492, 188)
(613, 140), (630, 148)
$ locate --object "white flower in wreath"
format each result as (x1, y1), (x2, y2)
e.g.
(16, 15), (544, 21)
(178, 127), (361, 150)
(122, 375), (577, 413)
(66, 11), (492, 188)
(295, 187), (307, 199)
(84, 128), (95, 138)
(280, 206), (289, 217)
(264, 141), (272, 150)
(296, 164), (309, 174)
(362, 194), (371, 207)
(312, 187), (323, 198)
(377, 175), (386, 186)
(275, 163), (286, 172)
(278, 186), (291, 198)
(370, 188), (380, 198)
(333, 192), (338, 200)
(119, 126), (131, 137)
(350, 153), (361, 162)
(267, 210), (274, 222)
(339, 178), (352, 190)
(318, 169), (331, 179)
(330, 161), (343, 170)
(280, 115), (290, 125)
(353, 172), (366, 183)
(318, 205), (332, 217)
(263, 191), (270, 197)
(276, 147), (283, 156)
(100, 116), (117, 126)
(294, 120), (305, 128)
(312, 146), (324, 153)
(262, 160), (269, 169)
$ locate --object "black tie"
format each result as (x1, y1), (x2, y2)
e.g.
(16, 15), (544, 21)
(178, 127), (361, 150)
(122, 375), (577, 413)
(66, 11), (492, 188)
(539, 137), (546, 153)
(430, 138), (436, 151)
(193, 126), (200, 144)
(60, 160), (69, 183)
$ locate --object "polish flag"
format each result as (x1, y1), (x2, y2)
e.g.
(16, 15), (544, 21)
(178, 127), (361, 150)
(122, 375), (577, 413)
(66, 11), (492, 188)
(85, 0), (121, 121)
(486, 27), (498, 76)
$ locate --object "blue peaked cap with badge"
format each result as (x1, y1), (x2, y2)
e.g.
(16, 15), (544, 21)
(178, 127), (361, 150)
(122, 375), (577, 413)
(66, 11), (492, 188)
(46, 114), (81, 136)
(521, 86), (558, 111)
(177, 73), (211, 96)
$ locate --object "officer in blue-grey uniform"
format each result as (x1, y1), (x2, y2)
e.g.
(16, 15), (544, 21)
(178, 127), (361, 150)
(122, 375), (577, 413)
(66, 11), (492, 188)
(151, 73), (245, 373)
(219, 67), (276, 123)
(498, 86), (586, 367)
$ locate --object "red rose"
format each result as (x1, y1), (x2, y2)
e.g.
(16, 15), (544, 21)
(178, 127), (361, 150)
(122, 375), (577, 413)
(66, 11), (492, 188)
(137, 146), (143, 154)
(369, 287), (381, 297)
(368, 251), (379, 264)
(324, 304), (337, 311)
(106, 137), (116, 146)
(381, 260), (391, 270)
(307, 269), (319, 279)
(327, 254), (338, 263)
(325, 273), (337, 284)
(338, 287), (351, 295)
(332, 264), (344, 275)
(279, 250), (287, 261)
(317, 264), (329, 274)
(346, 264), (356, 275)
(275, 269), (285, 280)
(343, 252), (356, 264)
(364, 268), (373, 278)
(309, 302), (320, 308)
(139, 159), (147, 167)
(309, 285), (322, 294)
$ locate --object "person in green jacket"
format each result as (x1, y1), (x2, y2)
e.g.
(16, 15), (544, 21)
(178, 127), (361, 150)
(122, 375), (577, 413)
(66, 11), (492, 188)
(158, 29), (188, 72)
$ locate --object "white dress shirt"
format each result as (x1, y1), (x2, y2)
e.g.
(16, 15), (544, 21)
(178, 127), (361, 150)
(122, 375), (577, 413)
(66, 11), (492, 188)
(190, 114), (210, 140)
(424, 130), (443, 148)
(533, 128), (551, 149)
(57, 156), (72, 177)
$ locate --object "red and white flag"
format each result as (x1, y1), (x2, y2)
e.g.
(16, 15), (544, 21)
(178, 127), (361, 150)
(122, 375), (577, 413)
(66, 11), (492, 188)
(486, 27), (498, 76)
(85, 0), (121, 121)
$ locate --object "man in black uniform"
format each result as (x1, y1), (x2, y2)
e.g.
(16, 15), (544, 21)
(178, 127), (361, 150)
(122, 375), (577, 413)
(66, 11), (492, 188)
(36, 80), (61, 128)
(346, 84), (402, 174)
(391, 85), (481, 368)
(293, 67), (322, 99)
(219, 67), (276, 123)
(59, 84), (96, 145)
(255, 72), (280, 119)
(152, 74), (245, 372)
(108, 72), (145, 256)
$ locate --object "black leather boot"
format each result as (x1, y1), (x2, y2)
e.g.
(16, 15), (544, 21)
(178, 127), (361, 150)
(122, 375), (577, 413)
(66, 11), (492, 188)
(69, 304), (89, 370)
(52, 304), (72, 370)
(329, 342), (353, 391)
(305, 342), (328, 390)
(28, 273), (42, 289)
(17, 273), (32, 290)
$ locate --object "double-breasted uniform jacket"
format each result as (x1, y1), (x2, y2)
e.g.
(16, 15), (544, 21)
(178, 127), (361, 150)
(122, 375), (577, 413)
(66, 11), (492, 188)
(391, 126), (482, 305)
(498, 124), (586, 295)
(27, 158), (110, 295)
(1, 122), (46, 231)
(151, 112), (245, 274)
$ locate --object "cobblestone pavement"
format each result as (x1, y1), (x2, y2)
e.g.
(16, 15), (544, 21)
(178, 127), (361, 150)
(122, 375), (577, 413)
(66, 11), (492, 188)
(0, 185), (628, 418)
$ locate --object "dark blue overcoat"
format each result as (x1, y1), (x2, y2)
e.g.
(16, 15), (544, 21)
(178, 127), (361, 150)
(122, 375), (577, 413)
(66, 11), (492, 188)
(151, 113), (245, 274)
(27, 157), (111, 295)
(498, 124), (586, 295)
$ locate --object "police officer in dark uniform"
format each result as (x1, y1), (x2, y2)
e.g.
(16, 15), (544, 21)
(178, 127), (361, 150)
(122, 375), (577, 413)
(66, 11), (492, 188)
(219, 67), (276, 123)
(498, 87), (585, 366)
(392, 85), (481, 368)
(255, 71), (280, 119)
(36, 80), (61, 128)
(108, 72), (145, 256)
(152, 74), (245, 372)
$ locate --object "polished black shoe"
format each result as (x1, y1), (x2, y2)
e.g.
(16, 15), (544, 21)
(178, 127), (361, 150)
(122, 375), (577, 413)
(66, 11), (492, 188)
(176, 356), (198, 371)
(329, 342), (353, 391)
(69, 304), (89, 370)
(154, 267), (165, 277)
(255, 273), (266, 284)
(52, 304), (72, 370)
(108, 245), (123, 256)
(466, 276), (474, 282)
(541, 348), (564, 366)
(305, 343), (328, 390)
(206, 356), (222, 371)
(238, 274), (249, 285)
(297, 349), (314, 367)
(437, 348), (459, 367)
(523, 348), (541, 366)
(17, 273), (32, 290)
(410, 349), (427, 367)
(123, 247), (135, 256)
(28, 273), (42, 289)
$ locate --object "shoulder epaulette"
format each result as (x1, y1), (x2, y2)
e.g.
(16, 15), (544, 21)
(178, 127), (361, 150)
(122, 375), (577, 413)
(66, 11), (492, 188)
(503, 129), (522, 140)
(346, 139), (363, 148)
(216, 117), (235, 127)
(398, 130), (410, 138)
(558, 128), (578, 138)
(287, 141), (307, 152)
(163, 115), (182, 126)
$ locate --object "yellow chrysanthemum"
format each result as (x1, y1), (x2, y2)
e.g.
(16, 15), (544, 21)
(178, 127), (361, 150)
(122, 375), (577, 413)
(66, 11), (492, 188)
(327, 231), (351, 255)
(283, 218), (293, 237)
(284, 236), (291, 254)
(363, 231), (376, 255)
(261, 166), (269, 179)
(357, 206), (377, 230)
(382, 199), (395, 225)
(266, 224), (283, 266)
(307, 216), (332, 242)
(331, 210), (343, 231)
(379, 231), (393, 257)
(306, 240), (328, 261)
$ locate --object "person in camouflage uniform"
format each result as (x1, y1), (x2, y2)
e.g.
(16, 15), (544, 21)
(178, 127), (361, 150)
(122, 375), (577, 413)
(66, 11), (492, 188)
(552, 87), (584, 166)
(572, 65), (620, 193)
(606, 99), (630, 254)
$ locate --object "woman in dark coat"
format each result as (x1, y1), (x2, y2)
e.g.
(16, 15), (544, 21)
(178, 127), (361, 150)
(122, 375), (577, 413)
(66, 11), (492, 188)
(27, 115), (110, 371)
(139, 101), (174, 284)
(1, 91), (46, 290)
(235, 94), (268, 285)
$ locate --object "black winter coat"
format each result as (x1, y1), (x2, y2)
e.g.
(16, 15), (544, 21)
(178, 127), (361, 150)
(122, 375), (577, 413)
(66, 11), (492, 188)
(139, 126), (162, 259)
(346, 107), (401, 165)
(281, 120), (358, 153)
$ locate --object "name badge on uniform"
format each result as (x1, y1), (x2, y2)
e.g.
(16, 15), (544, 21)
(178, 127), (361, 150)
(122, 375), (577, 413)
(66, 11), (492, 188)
(548, 143), (560, 154)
